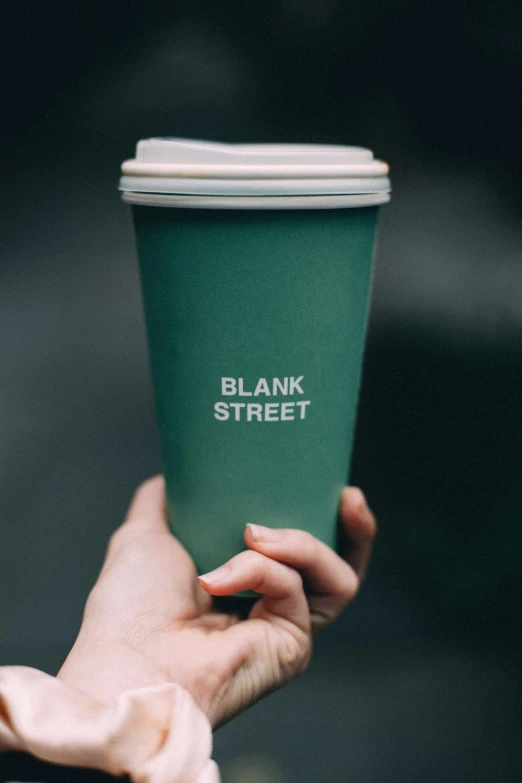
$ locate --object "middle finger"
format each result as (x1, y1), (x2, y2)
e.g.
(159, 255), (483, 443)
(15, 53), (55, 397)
(244, 524), (359, 628)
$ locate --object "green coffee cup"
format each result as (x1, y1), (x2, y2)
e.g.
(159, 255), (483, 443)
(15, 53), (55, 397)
(120, 139), (390, 576)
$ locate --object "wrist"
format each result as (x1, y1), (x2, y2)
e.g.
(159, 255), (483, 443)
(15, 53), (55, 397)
(57, 632), (167, 703)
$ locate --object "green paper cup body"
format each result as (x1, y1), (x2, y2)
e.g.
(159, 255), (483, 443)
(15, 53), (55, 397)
(121, 139), (390, 575)
(133, 205), (378, 574)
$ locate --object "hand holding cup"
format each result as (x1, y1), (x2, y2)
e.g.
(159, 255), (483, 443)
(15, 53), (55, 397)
(58, 476), (376, 727)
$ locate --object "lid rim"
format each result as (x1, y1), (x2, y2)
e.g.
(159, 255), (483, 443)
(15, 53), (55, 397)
(119, 174), (391, 197)
(121, 160), (389, 179)
(121, 191), (390, 209)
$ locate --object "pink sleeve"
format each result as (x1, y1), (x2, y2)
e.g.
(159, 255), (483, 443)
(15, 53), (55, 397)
(0, 666), (220, 782)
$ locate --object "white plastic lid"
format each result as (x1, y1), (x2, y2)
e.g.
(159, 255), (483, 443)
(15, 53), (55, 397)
(119, 138), (391, 208)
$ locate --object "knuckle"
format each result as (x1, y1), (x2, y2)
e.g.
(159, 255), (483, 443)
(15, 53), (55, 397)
(286, 530), (320, 569)
(279, 630), (311, 675)
(107, 517), (153, 560)
(280, 529), (318, 565)
(106, 526), (127, 556)
(239, 549), (264, 574)
(240, 550), (267, 591)
(287, 567), (304, 593)
(105, 525), (142, 561)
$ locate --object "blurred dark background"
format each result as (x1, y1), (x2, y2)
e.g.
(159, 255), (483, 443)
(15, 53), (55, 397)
(1, 1), (521, 781)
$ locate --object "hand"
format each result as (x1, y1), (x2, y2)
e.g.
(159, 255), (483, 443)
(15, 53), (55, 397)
(58, 476), (376, 728)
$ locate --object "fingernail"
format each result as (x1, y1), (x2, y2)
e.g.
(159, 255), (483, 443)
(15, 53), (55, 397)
(199, 564), (232, 585)
(246, 523), (282, 542)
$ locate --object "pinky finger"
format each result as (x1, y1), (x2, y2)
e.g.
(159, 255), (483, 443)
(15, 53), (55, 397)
(339, 487), (377, 580)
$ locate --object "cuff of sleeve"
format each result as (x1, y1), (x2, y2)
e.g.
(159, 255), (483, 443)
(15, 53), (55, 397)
(0, 666), (220, 783)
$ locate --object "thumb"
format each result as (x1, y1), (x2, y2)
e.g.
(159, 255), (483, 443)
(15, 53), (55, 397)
(103, 476), (170, 565)
(123, 475), (169, 533)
